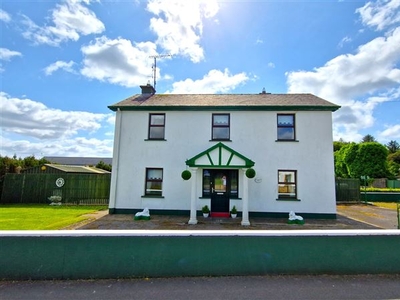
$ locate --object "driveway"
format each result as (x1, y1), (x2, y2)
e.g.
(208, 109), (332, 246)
(74, 204), (398, 230)
(337, 204), (399, 229)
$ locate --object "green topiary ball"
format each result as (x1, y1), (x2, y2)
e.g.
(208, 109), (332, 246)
(181, 170), (192, 180)
(245, 168), (256, 179)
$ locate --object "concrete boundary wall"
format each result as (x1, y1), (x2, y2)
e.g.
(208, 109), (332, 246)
(1, 230), (400, 280)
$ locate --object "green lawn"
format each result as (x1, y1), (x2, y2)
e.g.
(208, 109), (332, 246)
(0, 204), (107, 230)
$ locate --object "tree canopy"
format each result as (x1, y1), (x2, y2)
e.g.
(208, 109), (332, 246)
(361, 134), (376, 143)
(386, 140), (400, 153)
(0, 155), (49, 177)
(334, 142), (389, 178)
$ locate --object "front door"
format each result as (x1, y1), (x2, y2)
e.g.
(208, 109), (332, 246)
(210, 170), (230, 215)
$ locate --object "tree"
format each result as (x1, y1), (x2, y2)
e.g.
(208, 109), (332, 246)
(334, 143), (353, 177)
(387, 151), (400, 178)
(361, 134), (376, 143)
(0, 155), (49, 176)
(333, 140), (349, 152)
(96, 160), (112, 172)
(386, 140), (400, 153)
(388, 151), (400, 164)
(334, 142), (389, 178)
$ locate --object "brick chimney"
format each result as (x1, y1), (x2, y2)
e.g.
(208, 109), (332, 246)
(140, 83), (156, 94)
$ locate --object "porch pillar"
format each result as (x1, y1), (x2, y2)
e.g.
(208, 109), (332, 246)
(188, 167), (198, 225)
(241, 168), (250, 226)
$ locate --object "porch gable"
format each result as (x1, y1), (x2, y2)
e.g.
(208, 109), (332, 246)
(186, 142), (255, 168)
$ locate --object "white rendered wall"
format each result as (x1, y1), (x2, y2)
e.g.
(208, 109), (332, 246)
(110, 110), (336, 215)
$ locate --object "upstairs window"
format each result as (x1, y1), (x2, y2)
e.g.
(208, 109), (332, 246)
(148, 113), (165, 140)
(212, 114), (230, 140)
(278, 170), (297, 199)
(145, 168), (163, 196)
(277, 114), (295, 141)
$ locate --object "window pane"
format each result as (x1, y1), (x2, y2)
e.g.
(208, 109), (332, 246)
(147, 169), (162, 180)
(149, 127), (164, 139)
(278, 184), (296, 197)
(277, 127), (294, 140)
(278, 170), (296, 198)
(146, 168), (163, 196)
(214, 172), (227, 193)
(278, 115), (294, 126)
(230, 170), (238, 196)
(203, 170), (211, 196)
(213, 115), (229, 125)
(213, 127), (229, 139)
(278, 171), (295, 183)
(146, 182), (162, 195)
(151, 115), (165, 125)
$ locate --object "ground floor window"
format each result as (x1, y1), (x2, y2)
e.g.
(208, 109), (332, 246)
(202, 169), (238, 198)
(278, 170), (297, 199)
(145, 168), (163, 196)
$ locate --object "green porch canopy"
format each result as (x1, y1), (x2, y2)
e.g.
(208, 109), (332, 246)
(186, 142), (255, 168)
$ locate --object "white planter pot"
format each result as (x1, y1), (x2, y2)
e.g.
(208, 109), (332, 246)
(203, 213), (209, 218)
(231, 214), (237, 219)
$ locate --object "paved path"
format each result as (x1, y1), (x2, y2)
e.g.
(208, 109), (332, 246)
(337, 204), (399, 229)
(76, 204), (399, 230)
(1, 275), (400, 300)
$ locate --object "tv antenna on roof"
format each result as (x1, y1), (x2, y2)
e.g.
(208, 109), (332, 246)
(149, 54), (172, 92)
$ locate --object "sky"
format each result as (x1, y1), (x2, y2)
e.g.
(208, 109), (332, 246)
(1, 0), (400, 158)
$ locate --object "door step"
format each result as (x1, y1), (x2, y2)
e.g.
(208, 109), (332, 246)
(210, 212), (230, 218)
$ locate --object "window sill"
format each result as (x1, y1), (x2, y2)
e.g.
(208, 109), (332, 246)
(199, 196), (242, 200)
(144, 139), (167, 141)
(276, 198), (301, 201)
(275, 140), (299, 142)
(141, 195), (164, 198)
(209, 139), (232, 142)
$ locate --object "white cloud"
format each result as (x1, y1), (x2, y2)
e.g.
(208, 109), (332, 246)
(44, 60), (76, 75)
(338, 36), (352, 48)
(379, 124), (400, 140)
(167, 68), (249, 94)
(286, 25), (400, 142)
(147, 0), (219, 63)
(80, 36), (157, 87)
(0, 135), (113, 158)
(357, 0), (400, 31)
(267, 62), (275, 68)
(0, 91), (110, 140)
(21, 0), (104, 46)
(0, 48), (22, 72)
(0, 9), (11, 23)
(0, 48), (22, 61)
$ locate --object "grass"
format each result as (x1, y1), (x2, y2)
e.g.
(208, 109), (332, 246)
(0, 204), (107, 230)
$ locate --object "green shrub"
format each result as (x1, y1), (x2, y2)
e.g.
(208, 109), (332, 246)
(181, 170), (191, 180)
(246, 168), (256, 179)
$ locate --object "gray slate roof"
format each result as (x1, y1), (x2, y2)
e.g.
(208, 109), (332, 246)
(44, 157), (112, 166)
(108, 93), (340, 111)
(45, 164), (110, 174)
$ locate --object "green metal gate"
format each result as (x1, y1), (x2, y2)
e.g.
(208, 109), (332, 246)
(335, 178), (360, 203)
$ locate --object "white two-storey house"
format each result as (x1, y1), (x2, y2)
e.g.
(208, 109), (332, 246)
(108, 84), (340, 225)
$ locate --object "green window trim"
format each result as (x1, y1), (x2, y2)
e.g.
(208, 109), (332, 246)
(141, 195), (165, 199)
